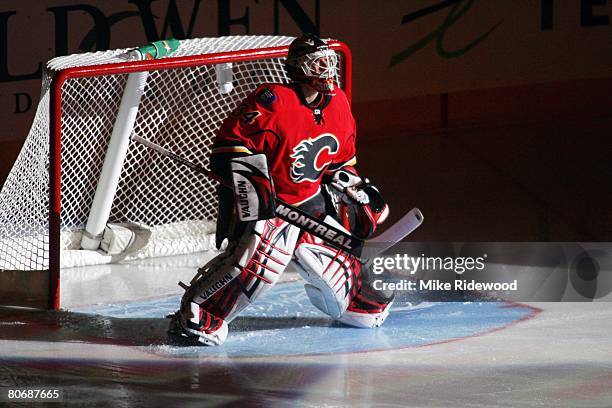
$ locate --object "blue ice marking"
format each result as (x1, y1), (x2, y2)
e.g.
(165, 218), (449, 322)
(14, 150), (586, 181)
(75, 281), (536, 357)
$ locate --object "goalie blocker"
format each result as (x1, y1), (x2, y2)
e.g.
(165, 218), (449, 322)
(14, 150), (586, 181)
(230, 154), (276, 222)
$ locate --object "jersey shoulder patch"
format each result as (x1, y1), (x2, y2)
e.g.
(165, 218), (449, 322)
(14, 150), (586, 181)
(255, 86), (277, 108)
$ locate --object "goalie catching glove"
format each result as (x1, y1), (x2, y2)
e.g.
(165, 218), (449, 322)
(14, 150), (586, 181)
(327, 169), (389, 239)
(331, 170), (386, 211)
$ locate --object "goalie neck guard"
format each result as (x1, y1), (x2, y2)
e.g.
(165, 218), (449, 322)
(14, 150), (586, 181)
(285, 34), (338, 95)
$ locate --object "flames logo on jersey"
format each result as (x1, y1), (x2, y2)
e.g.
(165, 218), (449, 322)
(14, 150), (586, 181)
(290, 133), (339, 183)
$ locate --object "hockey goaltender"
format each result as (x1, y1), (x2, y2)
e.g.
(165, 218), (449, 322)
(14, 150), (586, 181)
(168, 34), (396, 346)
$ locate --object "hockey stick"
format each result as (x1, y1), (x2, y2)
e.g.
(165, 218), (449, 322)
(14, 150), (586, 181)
(131, 135), (364, 256)
(361, 208), (424, 261)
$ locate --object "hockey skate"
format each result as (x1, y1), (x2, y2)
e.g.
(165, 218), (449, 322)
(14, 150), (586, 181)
(167, 302), (228, 346)
(339, 267), (396, 328)
(338, 295), (394, 328)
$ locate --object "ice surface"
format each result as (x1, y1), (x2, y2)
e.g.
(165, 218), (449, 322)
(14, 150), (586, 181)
(1, 279), (611, 406)
(70, 281), (535, 357)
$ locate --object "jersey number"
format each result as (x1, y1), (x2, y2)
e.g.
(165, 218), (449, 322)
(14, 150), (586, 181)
(231, 103), (261, 125)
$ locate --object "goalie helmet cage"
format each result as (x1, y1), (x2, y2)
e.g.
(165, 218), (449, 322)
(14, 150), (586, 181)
(0, 35), (352, 310)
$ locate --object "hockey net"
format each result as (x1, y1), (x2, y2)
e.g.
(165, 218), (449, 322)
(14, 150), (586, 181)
(0, 36), (350, 309)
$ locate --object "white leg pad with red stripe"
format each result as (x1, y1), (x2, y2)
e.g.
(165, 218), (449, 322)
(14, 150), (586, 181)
(178, 218), (301, 345)
(293, 216), (358, 319)
(302, 284), (343, 319)
(293, 215), (394, 328)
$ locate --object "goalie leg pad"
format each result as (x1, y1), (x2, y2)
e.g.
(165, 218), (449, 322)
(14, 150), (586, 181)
(293, 216), (362, 319)
(294, 215), (395, 328)
(302, 283), (341, 319)
(175, 218), (300, 344)
(190, 217), (300, 320)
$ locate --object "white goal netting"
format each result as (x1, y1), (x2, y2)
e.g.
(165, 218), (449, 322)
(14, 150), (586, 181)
(0, 36), (345, 272)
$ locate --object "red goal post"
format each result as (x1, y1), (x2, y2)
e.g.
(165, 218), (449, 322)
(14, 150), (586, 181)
(0, 36), (352, 310)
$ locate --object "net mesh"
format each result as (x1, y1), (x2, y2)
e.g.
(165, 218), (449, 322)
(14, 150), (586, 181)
(0, 36), (344, 271)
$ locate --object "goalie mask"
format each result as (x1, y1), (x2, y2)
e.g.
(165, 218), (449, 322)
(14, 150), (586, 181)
(286, 34), (339, 95)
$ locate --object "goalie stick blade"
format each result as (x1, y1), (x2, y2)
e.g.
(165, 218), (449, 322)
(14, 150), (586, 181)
(361, 208), (424, 260)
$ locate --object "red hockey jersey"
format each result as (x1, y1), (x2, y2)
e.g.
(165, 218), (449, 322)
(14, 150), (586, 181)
(212, 83), (357, 205)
